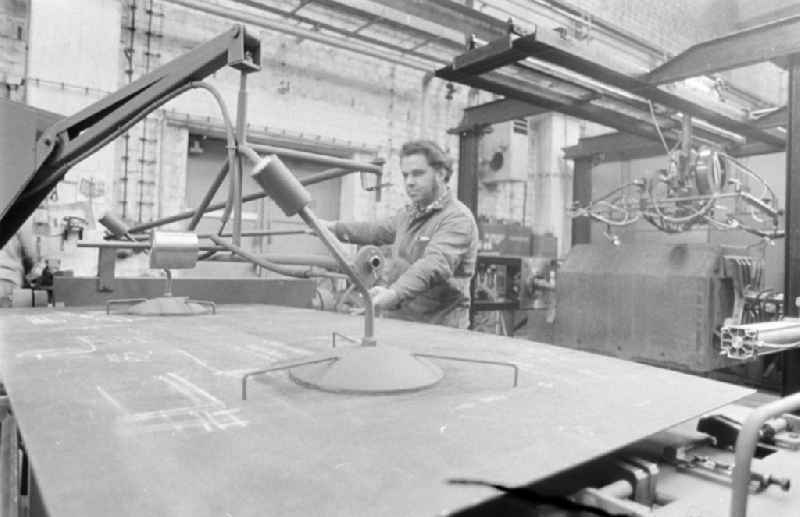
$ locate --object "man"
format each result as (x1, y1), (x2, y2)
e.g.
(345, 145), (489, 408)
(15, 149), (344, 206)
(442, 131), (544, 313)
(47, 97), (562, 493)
(0, 219), (38, 308)
(328, 140), (479, 329)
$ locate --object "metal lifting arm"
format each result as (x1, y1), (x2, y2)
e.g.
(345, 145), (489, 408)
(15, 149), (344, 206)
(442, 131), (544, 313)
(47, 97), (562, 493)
(0, 24), (260, 248)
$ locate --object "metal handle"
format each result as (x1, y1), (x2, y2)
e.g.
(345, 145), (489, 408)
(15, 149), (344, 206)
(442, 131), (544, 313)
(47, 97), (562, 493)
(731, 392), (800, 517)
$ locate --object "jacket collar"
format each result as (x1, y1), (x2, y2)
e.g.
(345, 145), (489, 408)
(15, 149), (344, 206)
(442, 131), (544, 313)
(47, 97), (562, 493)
(408, 187), (452, 219)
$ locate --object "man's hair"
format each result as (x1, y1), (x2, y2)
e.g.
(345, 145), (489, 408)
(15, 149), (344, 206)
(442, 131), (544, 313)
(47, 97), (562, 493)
(400, 140), (453, 182)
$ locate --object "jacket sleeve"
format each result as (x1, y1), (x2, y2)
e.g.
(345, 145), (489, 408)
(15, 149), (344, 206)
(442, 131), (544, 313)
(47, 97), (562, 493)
(390, 213), (475, 300)
(18, 219), (38, 263)
(332, 215), (397, 246)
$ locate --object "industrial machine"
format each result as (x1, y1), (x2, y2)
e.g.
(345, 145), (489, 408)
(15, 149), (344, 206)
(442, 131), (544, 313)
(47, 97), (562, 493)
(555, 142), (798, 383)
(1, 21), (799, 517)
(569, 148), (784, 242)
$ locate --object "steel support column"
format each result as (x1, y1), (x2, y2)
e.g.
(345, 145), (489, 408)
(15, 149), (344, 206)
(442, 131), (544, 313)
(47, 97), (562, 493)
(571, 157), (592, 246)
(456, 125), (484, 216)
(783, 55), (800, 396)
(450, 99), (548, 132)
(459, 124), (485, 331)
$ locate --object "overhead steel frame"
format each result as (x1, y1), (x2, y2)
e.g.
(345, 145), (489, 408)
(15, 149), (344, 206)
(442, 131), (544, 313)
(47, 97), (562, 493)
(440, 15), (800, 394)
(0, 25), (262, 248)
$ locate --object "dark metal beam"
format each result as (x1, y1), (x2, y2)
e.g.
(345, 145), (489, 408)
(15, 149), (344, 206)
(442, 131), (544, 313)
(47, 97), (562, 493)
(452, 34), (526, 75)
(564, 132), (782, 163)
(439, 31), (784, 148)
(456, 127), (482, 217)
(783, 56), (800, 395)
(755, 106), (787, 129)
(369, 0), (506, 43)
(645, 15), (800, 85)
(507, 31), (785, 147)
(1, 25), (261, 248)
(308, 0), (465, 52)
(450, 98), (550, 133)
(437, 67), (694, 147)
(564, 133), (666, 162)
(232, 0), (445, 63)
(441, 30), (783, 146)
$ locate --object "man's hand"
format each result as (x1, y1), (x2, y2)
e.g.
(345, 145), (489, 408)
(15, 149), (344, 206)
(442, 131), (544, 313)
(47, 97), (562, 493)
(368, 285), (400, 310)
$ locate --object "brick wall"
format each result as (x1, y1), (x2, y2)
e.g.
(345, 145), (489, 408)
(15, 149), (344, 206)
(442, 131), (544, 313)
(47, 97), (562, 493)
(150, 1), (467, 224)
(0, 0), (26, 101)
(24, 0), (122, 275)
(565, 0), (736, 54)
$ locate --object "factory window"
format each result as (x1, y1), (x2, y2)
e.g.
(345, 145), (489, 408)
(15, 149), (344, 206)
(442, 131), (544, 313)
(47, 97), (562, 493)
(185, 135), (342, 273)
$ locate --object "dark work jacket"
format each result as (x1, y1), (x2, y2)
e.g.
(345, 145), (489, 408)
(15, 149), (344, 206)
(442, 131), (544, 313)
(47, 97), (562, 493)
(333, 190), (479, 329)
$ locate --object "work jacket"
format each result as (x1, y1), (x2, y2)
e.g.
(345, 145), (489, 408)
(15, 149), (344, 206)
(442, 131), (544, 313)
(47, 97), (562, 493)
(333, 189), (479, 328)
(0, 221), (36, 287)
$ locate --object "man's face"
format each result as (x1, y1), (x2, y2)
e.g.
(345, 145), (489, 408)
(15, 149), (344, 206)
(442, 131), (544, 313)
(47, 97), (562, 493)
(400, 153), (445, 206)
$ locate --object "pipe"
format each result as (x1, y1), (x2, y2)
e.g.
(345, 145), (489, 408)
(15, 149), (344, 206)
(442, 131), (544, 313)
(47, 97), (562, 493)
(247, 143), (383, 174)
(78, 240), (339, 269)
(730, 392), (800, 517)
(79, 240), (222, 251)
(188, 160), (230, 230)
(232, 72), (249, 246)
(213, 229), (313, 237)
(207, 235), (333, 279)
(127, 167), (372, 233)
(298, 206), (376, 345)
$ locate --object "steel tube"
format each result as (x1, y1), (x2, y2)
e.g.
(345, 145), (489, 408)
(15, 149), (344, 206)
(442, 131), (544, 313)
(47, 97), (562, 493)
(232, 72), (249, 246)
(730, 392), (800, 517)
(80, 240), (217, 250)
(214, 229), (313, 237)
(127, 167), (372, 233)
(207, 235), (331, 279)
(238, 145), (261, 165)
(78, 240), (339, 270)
(298, 206), (375, 344)
(757, 327), (800, 344)
(248, 142), (383, 174)
(188, 160), (230, 231)
(248, 254), (338, 270)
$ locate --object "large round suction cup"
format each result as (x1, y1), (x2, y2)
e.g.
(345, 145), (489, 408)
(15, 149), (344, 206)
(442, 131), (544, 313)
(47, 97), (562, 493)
(289, 345), (443, 394)
(123, 297), (214, 316)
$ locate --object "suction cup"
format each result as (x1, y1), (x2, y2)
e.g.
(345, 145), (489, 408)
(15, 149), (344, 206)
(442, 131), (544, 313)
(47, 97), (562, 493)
(108, 296), (215, 316)
(289, 345), (443, 394)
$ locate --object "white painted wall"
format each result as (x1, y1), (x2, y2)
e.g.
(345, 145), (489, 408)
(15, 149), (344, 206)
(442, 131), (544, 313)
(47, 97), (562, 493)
(27, 0), (122, 274)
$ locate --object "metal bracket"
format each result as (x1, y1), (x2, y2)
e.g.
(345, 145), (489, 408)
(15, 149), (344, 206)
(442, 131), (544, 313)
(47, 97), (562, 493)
(96, 246), (117, 292)
(414, 353), (519, 388)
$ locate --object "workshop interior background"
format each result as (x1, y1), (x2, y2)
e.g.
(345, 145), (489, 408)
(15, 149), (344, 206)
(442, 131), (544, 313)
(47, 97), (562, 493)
(4, 1), (800, 515)
(0, 0), (796, 383)
(0, 0), (788, 279)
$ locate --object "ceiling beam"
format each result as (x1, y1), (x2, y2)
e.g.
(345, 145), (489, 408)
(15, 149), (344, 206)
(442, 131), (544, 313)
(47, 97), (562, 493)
(168, 0), (434, 71)
(450, 98), (550, 133)
(368, 0), (506, 43)
(447, 31), (785, 147)
(564, 131), (782, 162)
(513, 31), (786, 147)
(563, 133), (666, 162)
(755, 106), (787, 129)
(437, 67), (682, 144)
(438, 61), (738, 147)
(231, 0), (444, 63)
(645, 15), (800, 85)
(309, 0), (464, 51)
